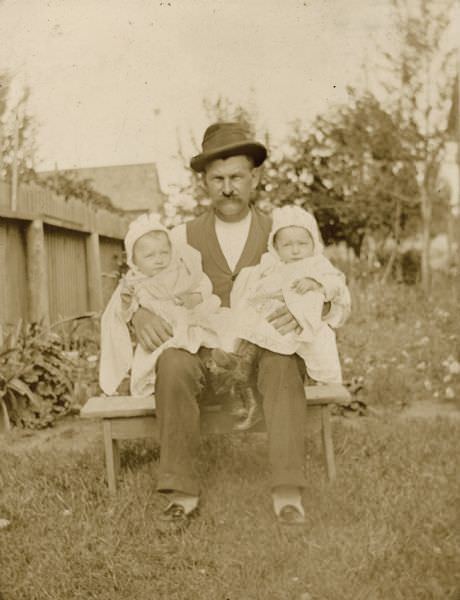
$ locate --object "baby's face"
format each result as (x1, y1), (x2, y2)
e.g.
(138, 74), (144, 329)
(274, 226), (314, 263)
(132, 231), (172, 276)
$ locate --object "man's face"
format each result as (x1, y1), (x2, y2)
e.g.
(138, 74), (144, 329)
(274, 226), (314, 263)
(132, 231), (172, 276)
(203, 155), (260, 222)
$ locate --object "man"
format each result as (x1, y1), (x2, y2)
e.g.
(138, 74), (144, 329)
(133, 122), (315, 527)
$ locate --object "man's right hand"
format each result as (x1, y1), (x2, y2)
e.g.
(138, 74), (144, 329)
(131, 307), (173, 352)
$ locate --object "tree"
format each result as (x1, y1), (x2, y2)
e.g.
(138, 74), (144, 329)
(258, 0), (457, 280)
(0, 72), (10, 175)
(0, 73), (37, 186)
(257, 90), (420, 258)
(379, 0), (457, 290)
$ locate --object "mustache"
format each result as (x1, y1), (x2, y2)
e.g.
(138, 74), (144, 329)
(218, 194), (240, 200)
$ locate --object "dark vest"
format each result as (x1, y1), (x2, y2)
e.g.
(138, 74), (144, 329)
(186, 208), (272, 307)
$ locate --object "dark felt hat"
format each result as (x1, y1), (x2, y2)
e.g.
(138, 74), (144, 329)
(190, 122), (267, 172)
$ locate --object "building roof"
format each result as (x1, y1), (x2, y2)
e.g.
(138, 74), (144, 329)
(40, 163), (167, 213)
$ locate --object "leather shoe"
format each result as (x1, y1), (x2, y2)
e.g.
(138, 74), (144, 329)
(157, 503), (198, 533)
(277, 505), (305, 525)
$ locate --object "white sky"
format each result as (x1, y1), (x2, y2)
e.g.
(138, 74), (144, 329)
(0, 0), (443, 191)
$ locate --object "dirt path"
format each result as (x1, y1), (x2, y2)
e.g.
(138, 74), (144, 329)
(400, 399), (460, 420)
(0, 415), (102, 456)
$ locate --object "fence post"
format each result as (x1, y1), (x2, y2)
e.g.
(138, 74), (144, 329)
(26, 219), (50, 325)
(86, 232), (103, 312)
(0, 224), (6, 325)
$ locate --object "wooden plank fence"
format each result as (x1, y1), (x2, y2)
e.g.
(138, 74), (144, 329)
(0, 181), (129, 326)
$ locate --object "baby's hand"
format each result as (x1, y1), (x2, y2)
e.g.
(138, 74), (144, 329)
(175, 292), (203, 309)
(291, 277), (324, 295)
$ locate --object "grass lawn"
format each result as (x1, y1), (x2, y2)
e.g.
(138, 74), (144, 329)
(0, 416), (459, 600)
(338, 275), (460, 410)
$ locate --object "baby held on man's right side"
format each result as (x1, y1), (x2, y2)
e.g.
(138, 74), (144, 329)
(99, 213), (225, 398)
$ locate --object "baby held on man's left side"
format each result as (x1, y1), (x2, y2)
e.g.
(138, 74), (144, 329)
(206, 205), (351, 431)
(232, 205), (350, 386)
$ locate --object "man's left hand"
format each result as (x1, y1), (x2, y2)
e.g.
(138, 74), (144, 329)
(266, 305), (302, 335)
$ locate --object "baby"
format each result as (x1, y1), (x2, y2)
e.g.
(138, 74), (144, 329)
(224, 205), (351, 427)
(99, 213), (223, 397)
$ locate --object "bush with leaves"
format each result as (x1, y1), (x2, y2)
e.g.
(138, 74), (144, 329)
(0, 320), (99, 429)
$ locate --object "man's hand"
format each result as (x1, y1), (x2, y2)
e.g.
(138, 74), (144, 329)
(291, 277), (324, 295)
(131, 307), (173, 352)
(266, 305), (302, 336)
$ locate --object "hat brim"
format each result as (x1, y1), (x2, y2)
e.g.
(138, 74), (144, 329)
(190, 141), (267, 173)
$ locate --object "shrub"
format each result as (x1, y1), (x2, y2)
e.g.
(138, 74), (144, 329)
(0, 318), (100, 429)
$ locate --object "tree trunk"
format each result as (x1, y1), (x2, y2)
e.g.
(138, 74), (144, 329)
(381, 196), (401, 284)
(420, 183), (432, 292)
(10, 113), (19, 210)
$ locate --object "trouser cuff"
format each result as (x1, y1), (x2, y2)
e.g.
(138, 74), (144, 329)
(271, 469), (307, 490)
(157, 472), (200, 497)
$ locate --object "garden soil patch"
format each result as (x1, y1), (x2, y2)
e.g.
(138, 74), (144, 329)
(0, 415), (101, 456)
(401, 398), (460, 420)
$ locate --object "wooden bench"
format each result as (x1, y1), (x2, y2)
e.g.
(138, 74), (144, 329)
(80, 383), (351, 493)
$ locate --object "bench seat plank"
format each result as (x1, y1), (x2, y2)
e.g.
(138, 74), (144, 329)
(80, 395), (155, 419)
(109, 416), (158, 439)
(304, 383), (351, 404)
(81, 384), (351, 421)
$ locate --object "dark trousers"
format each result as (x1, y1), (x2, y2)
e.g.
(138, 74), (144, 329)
(154, 347), (308, 496)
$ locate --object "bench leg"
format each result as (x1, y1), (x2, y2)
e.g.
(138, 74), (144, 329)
(321, 405), (336, 481)
(103, 420), (120, 494)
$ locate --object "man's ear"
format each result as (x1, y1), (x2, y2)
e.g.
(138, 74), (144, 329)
(199, 172), (208, 195)
(251, 166), (262, 190)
